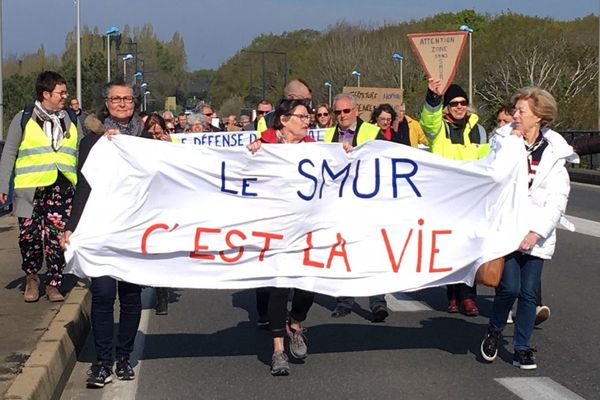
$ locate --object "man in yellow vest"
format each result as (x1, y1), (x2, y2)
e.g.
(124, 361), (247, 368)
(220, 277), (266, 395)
(325, 93), (388, 321)
(0, 71), (80, 302)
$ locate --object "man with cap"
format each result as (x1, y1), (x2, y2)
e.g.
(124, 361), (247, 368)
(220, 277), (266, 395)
(420, 78), (489, 317)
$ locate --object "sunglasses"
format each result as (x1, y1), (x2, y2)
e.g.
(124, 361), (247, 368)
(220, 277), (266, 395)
(448, 100), (468, 107)
(333, 108), (352, 116)
(257, 110), (269, 115)
(317, 112), (329, 117)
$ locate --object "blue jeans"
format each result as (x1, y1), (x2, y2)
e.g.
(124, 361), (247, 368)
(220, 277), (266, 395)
(337, 295), (387, 311)
(90, 276), (142, 365)
(488, 252), (543, 350)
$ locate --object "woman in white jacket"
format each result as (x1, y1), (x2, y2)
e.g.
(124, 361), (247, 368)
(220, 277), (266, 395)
(480, 87), (579, 370)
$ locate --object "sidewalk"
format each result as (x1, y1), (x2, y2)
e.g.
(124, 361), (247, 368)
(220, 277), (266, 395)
(0, 215), (90, 400)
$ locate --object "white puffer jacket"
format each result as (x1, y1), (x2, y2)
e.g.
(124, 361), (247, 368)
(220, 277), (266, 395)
(493, 125), (579, 259)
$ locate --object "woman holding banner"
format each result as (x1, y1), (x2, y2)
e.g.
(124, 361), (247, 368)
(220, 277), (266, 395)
(144, 113), (172, 315)
(247, 98), (316, 376)
(480, 87), (578, 370)
(61, 79), (151, 388)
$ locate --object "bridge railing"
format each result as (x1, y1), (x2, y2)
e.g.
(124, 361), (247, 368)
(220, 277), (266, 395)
(560, 131), (600, 170)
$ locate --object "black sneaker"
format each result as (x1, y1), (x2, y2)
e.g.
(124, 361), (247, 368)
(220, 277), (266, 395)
(481, 330), (502, 362)
(86, 363), (113, 388)
(115, 358), (135, 380)
(513, 348), (537, 370)
(372, 306), (389, 323)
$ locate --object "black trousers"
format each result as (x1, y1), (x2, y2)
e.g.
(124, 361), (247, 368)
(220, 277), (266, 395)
(268, 287), (314, 338)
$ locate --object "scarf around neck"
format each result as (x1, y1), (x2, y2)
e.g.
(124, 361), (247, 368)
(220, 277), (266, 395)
(103, 114), (144, 137)
(33, 100), (67, 150)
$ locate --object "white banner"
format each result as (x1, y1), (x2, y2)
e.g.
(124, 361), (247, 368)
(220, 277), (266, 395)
(65, 136), (529, 296)
(172, 128), (327, 146)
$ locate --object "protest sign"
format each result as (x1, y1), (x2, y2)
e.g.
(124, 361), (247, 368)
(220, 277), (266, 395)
(342, 87), (403, 121)
(66, 135), (528, 296)
(407, 31), (468, 93)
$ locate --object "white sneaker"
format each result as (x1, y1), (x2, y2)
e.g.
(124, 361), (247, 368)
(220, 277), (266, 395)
(535, 305), (551, 326)
(507, 310), (514, 324)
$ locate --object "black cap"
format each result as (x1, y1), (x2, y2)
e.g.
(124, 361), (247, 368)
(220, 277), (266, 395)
(443, 84), (469, 107)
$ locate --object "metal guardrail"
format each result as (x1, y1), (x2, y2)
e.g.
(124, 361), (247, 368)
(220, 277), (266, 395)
(560, 131), (600, 170)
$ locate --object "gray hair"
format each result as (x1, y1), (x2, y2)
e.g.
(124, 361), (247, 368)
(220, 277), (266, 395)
(102, 79), (140, 103)
(333, 93), (357, 108)
(188, 112), (206, 125)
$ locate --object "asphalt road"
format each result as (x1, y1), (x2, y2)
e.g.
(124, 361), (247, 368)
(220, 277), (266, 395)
(60, 183), (600, 400)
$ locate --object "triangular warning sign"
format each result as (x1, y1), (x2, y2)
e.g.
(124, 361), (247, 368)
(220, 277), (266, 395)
(407, 31), (468, 93)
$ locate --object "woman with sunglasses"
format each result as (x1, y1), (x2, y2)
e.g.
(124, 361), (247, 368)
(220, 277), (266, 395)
(247, 99), (316, 377)
(314, 103), (334, 129)
(143, 113), (173, 315)
(420, 79), (490, 318)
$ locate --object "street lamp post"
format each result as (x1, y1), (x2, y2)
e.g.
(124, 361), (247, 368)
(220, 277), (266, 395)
(459, 25), (473, 105)
(242, 50), (288, 98)
(122, 53), (133, 81)
(133, 71), (143, 85)
(324, 81), (333, 108)
(143, 90), (150, 112)
(392, 52), (404, 93)
(0, 0), (4, 139)
(75, 0), (81, 107)
(105, 26), (119, 82)
(351, 70), (361, 88)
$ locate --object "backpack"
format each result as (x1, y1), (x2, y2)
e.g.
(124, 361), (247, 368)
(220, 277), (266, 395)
(20, 106), (78, 132)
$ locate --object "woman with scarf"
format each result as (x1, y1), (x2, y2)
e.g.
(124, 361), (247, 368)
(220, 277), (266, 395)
(247, 98), (316, 376)
(420, 79), (490, 317)
(61, 79), (151, 389)
(373, 103), (429, 148)
(0, 71), (81, 303)
(480, 87), (577, 370)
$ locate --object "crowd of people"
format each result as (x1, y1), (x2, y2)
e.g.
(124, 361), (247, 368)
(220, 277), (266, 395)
(0, 70), (577, 386)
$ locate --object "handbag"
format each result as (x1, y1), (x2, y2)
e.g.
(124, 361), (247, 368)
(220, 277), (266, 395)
(475, 257), (505, 287)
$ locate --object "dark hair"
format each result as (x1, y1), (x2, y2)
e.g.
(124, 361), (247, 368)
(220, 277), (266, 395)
(370, 103), (397, 124)
(36, 71), (67, 101)
(496, 104), (514, 118)
(144, 113), (167, 132)
(273, 99), (311, 130)
(257, 99), (273, 108)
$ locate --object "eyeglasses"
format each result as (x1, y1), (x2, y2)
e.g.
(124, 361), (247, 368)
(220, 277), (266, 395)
(448, 100), (468, 107)
(289, 114), (310, 121)
(256, 110), (270, 115)
(317, 112), (329, 117)
(377, 117), (393, 123)
(107, 96), (135, 104)
(203, 113), (213, 117)
(52, 91), (69, 98)
(333, 108), (353, 116)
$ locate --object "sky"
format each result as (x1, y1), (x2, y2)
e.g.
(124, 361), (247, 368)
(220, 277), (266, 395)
(2, 0), (597, 71)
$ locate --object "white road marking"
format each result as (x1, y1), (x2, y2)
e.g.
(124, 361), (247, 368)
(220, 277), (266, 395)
(101, 287), (153, 400)
(561, 215), (600, 238)
(385, 292), (432, 312)
(495, 377), (587, 400)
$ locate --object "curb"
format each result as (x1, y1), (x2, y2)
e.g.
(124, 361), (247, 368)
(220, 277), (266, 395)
(568, 167), (600, 186)
(3, 284), (90, 400)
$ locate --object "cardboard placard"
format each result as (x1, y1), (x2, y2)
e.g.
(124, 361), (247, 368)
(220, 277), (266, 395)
(407, 31), (468, 93)
(342, 87), (403, 121)
(164, 96), (177, 111)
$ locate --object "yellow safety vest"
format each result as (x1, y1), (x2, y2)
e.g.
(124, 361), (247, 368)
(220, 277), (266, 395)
(324, 120), (380, 145)
(14, 117), (78, 188)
